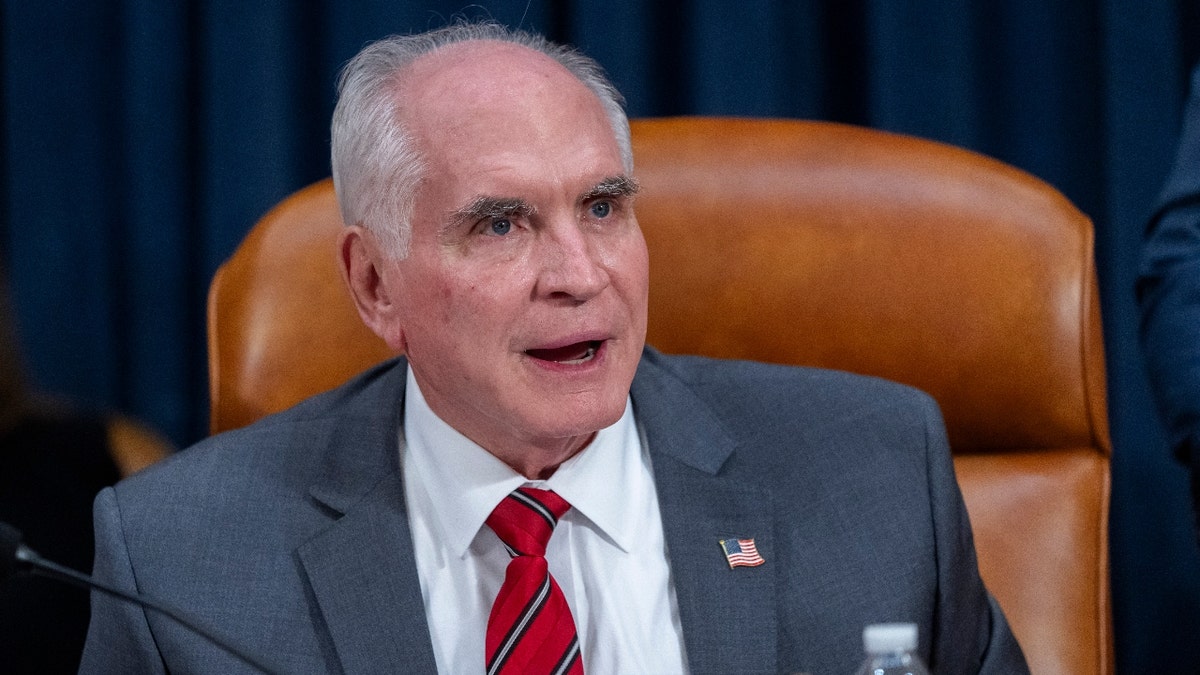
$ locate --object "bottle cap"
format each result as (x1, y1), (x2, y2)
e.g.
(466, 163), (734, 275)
(863, 623), (918, 653)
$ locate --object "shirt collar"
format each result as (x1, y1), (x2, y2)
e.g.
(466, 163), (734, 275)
(402, 365), (643, 558)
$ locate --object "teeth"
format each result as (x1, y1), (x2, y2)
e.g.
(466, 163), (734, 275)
(560, 346), (596, 365)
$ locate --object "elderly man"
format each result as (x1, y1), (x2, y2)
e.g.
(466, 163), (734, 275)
(81, 22), (1027, 675)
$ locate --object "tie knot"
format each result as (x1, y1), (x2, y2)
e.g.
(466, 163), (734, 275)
(486, 487), (571, 557)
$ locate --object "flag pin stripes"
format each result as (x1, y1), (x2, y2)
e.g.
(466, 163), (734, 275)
(719, 538), (765, 569)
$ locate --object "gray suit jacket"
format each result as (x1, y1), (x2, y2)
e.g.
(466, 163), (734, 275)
(80, 348), (1027, 674)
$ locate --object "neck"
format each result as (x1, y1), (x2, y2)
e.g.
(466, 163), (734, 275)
(492, 432), (596, 480)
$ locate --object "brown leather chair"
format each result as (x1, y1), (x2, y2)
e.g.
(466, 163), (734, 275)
(208, 117), (1112, 675)
(106, 415), (173, 477)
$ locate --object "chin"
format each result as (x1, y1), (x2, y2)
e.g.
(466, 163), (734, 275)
(529, 393), (628, 440)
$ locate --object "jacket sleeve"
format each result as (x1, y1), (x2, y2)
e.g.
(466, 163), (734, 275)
(920, 394), (1030, 674)
(1138, 63), (1200, 469)
(78, 486), (167, 674)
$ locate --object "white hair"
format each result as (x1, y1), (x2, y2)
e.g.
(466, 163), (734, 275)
(330, 22), (632, 258)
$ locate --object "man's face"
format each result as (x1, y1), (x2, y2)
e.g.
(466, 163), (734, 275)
(375, 42), (648, 463)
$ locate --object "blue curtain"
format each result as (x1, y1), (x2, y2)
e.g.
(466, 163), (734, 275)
(2, 1), (1197, 670)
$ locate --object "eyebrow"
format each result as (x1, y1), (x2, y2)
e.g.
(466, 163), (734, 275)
(444, 175), (640, 233)
(582, 175), (640, 202)
(447, 196), (536, 232)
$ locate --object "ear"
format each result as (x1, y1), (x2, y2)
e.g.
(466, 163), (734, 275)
(337, 225), (408, 353)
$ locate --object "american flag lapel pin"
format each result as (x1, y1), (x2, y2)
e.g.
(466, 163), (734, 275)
(719, 538), (765, 569)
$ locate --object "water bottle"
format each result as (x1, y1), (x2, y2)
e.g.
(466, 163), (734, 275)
(853, 623), (931, 675)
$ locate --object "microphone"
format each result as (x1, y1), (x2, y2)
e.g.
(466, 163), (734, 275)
(1, 520), (280, 674)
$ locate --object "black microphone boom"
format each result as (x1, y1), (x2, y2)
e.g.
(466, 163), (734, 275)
(1, 520), (280, 674)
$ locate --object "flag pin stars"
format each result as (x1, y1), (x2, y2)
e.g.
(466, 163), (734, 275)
(719, 538), (765, 569)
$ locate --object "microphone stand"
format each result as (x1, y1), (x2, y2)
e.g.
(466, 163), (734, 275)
(9, 535), (280, 674)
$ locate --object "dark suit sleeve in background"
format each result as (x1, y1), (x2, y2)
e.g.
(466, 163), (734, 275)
(1138, 64), (1200, 516)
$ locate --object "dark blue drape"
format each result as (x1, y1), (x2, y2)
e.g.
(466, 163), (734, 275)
(2, 1), (1197, 671)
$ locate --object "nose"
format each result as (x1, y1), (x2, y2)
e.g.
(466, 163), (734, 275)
(535, 220), (610, 302)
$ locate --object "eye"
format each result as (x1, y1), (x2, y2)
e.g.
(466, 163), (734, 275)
(489, 219), (512, 235)
(590, 201), (612, 219)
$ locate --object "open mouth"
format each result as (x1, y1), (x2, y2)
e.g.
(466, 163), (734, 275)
(525, 340), (601, 365)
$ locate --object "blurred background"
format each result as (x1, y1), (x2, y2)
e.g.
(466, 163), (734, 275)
(1, 1), (1197, 671)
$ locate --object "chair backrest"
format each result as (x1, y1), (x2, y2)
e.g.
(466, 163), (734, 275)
(208, 117), (1112, 675)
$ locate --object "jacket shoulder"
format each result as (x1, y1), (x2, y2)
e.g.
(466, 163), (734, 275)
(639, 348), (937, 417)
(114, 358), (406, 505)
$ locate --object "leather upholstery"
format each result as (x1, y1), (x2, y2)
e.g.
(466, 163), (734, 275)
(208, 117), (1112, 675)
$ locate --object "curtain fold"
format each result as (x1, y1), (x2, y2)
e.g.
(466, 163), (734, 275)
(2, 1), (1197, 671)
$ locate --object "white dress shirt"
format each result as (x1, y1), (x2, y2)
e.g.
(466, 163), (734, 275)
(401, 366), (690, 674)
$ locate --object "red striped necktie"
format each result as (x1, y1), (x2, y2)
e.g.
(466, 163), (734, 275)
(485, 487), (584, 675)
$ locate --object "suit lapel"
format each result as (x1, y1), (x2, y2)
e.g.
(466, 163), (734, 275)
(297, 476), (436, 674)
(294, 360), (438, 674)
(632, 353), (779, 673)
